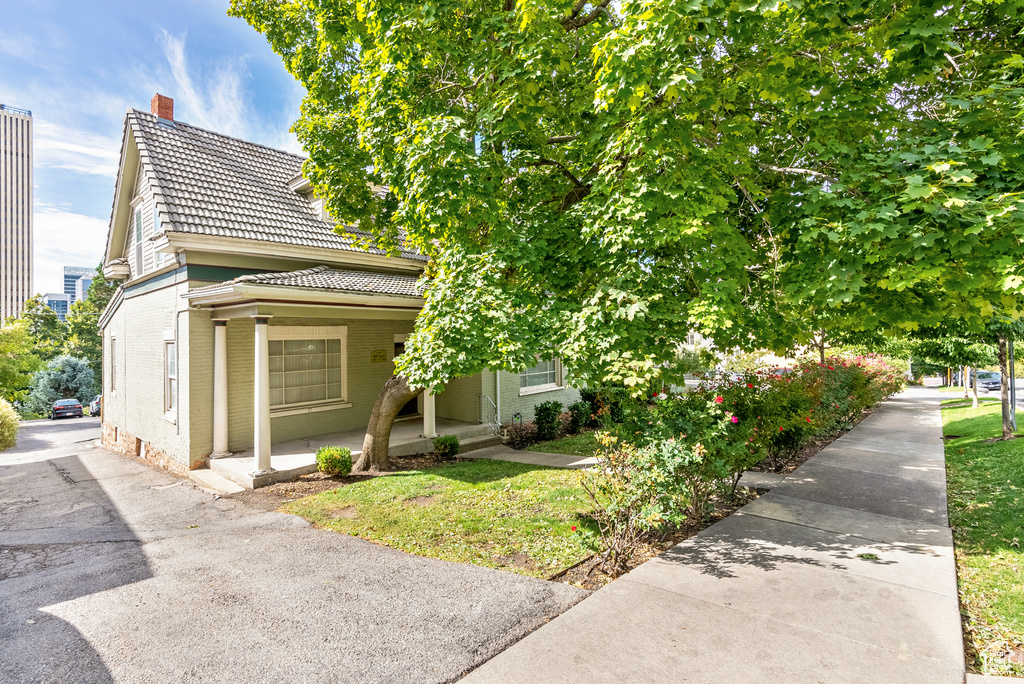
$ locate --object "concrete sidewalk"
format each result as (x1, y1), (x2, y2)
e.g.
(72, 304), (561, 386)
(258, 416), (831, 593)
(469, 444), (598, 469)
(463, 387), (964, 683)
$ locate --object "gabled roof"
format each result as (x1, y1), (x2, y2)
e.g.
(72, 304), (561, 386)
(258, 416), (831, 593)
(189, 265), (422, 298)
(105, 110), (424, 264)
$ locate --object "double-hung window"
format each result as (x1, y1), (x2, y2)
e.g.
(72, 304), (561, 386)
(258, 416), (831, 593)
(110, 335), (117, 392)
(153, 204), (163, 267)
(133, 206), (144, 276)
(520, 358), (562, 395)
(164, 340), (177, 414)
(268, 326), (347, 411)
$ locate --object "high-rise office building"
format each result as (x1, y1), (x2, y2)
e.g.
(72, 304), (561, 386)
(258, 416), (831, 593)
(64, 265), (93, 303)
(74, 274), (93, 303)
(43, 292), (69, 322)
(0, 104), (33, 320)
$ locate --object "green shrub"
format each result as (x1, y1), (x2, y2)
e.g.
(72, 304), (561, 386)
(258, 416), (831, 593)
(534, 400), (563, 441)
(432, 434), (460, 459)
(316, 446), (352, 477)
(567, 400), (591, 435)
(0, 399), (18, 451)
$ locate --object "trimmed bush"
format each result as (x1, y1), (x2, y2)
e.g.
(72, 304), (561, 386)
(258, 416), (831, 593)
(432, 434), (460, 459)
(567, 400), (591, 435)
(0, 399), (18, 451)
(316, 446), (353, 477)
(534, 400), (563, 441)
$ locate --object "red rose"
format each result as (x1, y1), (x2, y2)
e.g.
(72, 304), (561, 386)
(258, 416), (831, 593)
(714, 396), (724, 404)
(747, 383), (753, 388)
(570, 525), (577, 531)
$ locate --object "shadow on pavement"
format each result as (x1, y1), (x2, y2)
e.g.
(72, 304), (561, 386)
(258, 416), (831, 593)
(0, 453), (152, 683)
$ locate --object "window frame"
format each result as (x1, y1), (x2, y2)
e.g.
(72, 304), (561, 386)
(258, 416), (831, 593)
(109, 334), (117, 394)
(519, 357), (564, 396)
(267, 326), (350, 416)
(163, 339), (177, 418)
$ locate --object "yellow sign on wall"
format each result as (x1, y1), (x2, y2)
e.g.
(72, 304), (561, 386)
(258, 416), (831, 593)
(370, 350), (387, 363)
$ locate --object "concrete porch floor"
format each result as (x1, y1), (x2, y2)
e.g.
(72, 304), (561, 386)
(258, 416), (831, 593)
(209, 417), (497, 489)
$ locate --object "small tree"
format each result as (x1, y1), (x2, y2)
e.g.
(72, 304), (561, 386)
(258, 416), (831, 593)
(0, 320), (44, 404)
(26, 356), (96, 416)
(18, 295), (66, 361)
(64, 299), (102, 379)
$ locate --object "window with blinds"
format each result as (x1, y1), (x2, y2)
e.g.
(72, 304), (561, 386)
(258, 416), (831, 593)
(520, 359), (560, 389)
(268, 333), (346, 408)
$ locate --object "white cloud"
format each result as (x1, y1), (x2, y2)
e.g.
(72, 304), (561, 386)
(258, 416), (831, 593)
(156, 30), (251, 139)
(32, 205), (107, 295)
(33, 120), (121, 177)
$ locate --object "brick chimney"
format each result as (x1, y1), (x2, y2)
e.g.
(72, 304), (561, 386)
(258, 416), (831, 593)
(151, 93), (173, 121)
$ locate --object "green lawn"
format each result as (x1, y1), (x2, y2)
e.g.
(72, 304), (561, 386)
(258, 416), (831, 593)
(942, 401), (1024, 676)
(282, 459), (598, 578)
(525, 430), (601, 457)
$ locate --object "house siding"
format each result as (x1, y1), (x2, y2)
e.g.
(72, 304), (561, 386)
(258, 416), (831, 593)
(435, 374), (483, 424)
(221, 316), (416, 453)
(101, 273), (193, 470)
(486, 369), (581, 425)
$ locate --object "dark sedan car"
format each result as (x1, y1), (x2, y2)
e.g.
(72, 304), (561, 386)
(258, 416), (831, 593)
(49, 399), (84, 419)
(977, 371), (1001, 392)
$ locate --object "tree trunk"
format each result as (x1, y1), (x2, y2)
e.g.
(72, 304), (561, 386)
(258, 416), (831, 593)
(353, 375), (422, 472)
(998, 335), (1013, 439)
(962, 365), (969, 399)
(973, 366), (979, 409)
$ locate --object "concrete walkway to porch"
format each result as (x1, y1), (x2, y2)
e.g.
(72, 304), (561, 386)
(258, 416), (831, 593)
(464, 387), (965, 683)
(470, 445), (598, 469)
(210, 417), (498, 489)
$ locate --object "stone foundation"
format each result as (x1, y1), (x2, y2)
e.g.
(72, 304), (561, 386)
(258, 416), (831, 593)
(101, 421), (193, 476)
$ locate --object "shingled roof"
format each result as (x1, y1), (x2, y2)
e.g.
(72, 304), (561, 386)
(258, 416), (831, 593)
(128, 110), (423, 261)
(190, 265), (423, 298)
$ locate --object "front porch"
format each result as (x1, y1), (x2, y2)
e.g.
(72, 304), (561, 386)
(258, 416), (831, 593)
(209, 417), (500, 489)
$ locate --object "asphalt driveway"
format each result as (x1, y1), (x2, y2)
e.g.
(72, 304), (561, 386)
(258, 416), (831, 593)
(0, 418), (585, 683)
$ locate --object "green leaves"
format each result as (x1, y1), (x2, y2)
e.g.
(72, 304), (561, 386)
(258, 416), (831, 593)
(234, 0), (1024, 388)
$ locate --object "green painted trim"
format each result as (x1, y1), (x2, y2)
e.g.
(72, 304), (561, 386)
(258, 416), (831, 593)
(186, 264), (270, 283)
(123, 266), (186, 296)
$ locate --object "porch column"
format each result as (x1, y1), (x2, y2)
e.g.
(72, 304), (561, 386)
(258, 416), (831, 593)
(423, 389), (437, 438)
(252, 316), (273, 474)
(210, 320), (231, 458)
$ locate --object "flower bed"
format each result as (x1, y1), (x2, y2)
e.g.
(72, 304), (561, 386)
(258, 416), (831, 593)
(581, 354), (906, 574)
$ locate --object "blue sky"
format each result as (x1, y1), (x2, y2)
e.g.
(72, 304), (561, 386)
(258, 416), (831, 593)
(0, 0), (305, 295)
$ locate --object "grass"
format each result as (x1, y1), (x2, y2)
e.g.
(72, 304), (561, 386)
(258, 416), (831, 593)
(525, 430), (601, 457)
(941, 401), (1024, 676)
(941, 396), (1001, 407)
(282, 459), (598, 578)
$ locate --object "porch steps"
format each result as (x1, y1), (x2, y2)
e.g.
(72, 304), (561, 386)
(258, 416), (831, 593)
(388, 424), (498, 458)
(458, 434), (504, 453)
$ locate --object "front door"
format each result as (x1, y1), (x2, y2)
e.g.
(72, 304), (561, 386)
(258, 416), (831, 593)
(394, 342), (418, 417)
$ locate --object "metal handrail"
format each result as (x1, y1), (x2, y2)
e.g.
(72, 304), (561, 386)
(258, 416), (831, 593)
(482, 394), (500, 435)
(0, 104), (32, 116)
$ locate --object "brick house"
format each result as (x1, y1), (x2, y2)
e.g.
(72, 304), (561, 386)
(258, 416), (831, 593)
(98, 94), (579, 487)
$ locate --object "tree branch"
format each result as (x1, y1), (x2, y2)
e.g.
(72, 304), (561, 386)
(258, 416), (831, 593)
(529, 158), (585, 188)
(546, 135), (578, 145)
(561, 0), (613, 31)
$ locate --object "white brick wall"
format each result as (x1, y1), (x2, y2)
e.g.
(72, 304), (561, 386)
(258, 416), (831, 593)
(102, 273), (192, 467)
